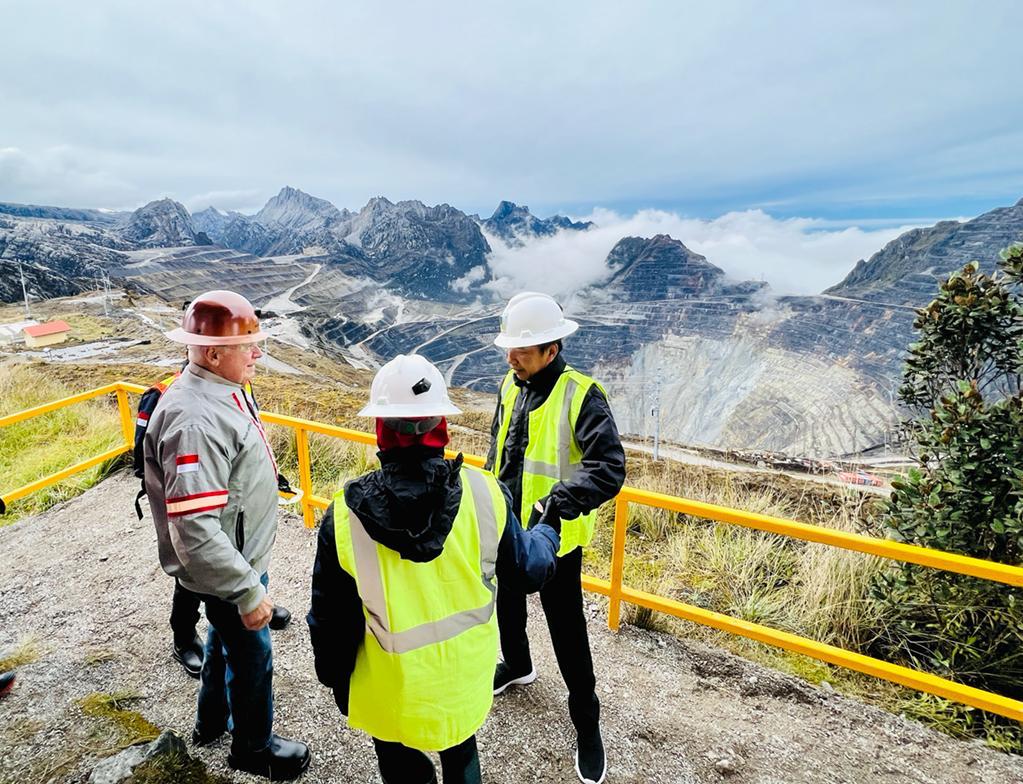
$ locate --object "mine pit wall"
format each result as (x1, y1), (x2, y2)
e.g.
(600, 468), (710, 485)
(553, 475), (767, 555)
(599, 336), (899, 457)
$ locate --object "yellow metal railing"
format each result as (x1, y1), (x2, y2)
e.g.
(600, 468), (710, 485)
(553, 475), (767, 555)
(2, 381), (1022, 722)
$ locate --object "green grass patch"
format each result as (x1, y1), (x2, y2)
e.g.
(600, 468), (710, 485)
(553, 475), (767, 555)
(78, 690), (160, 748)
(0, 364), (125, 526)
(129, 750), (237, 784)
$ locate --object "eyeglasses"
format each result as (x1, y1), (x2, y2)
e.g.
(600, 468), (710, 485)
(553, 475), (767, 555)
(218, 342), (262, 354)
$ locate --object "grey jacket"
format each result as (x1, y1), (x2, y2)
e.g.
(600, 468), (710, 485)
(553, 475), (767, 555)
(143, 363), (279, 614)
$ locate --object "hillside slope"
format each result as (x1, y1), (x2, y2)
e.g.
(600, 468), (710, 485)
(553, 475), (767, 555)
(1, 474), (1021, 784)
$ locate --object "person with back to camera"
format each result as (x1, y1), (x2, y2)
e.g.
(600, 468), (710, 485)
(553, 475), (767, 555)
(307, 353), (563, 784)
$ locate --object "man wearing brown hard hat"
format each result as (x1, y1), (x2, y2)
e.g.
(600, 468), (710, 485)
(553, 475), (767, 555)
(143, 289), (310, 780)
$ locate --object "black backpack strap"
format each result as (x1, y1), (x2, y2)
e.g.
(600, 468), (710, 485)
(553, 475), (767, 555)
(135, 483), (146, 521)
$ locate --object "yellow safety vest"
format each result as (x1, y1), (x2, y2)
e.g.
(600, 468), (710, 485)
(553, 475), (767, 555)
(493, 366), (603, 557)
(334, 465), (507, 751)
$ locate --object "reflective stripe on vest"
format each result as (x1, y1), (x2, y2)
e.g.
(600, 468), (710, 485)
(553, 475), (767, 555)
(346, 468), (500, 654)
(493, 366), (603, 555)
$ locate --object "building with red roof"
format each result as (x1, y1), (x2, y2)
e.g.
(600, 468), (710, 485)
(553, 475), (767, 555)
(23, 320), (71, 348)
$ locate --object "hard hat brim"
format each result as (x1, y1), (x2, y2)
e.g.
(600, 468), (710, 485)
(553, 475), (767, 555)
(357, 401), (463, 418)
(165, 327), (271, 346)
(493, 319), (578, 349)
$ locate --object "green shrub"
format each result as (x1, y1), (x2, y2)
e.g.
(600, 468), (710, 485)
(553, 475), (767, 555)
(871, 245), (1023, 748)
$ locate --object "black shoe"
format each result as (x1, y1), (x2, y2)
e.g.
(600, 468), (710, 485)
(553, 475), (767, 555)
(493, 661), (537, 695)
(173, 637), (204, 679)
(191, 724), (226, 747)
(0, 672), (15, 699)
(269, 605), (292, 631)
(228, 734), (311, 780)
(575, 728), (606, 784)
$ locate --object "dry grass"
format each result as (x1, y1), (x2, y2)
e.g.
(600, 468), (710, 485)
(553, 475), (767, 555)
(0, 636), (44, 671)
(584, 452), (889, 700)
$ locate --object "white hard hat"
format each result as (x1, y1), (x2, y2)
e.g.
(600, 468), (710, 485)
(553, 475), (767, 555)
(358, 354), (462, 418)
(493, 291), (579, 349)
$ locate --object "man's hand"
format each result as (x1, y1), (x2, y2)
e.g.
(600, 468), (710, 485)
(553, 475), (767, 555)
(527, 495), (561, 534)
(241, 596), (274, 630)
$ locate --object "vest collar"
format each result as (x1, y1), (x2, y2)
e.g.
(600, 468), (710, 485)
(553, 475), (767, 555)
(515, 352), (566, 396)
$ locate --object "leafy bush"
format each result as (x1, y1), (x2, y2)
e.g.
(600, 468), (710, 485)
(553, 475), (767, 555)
(872, 245), (1023, 746)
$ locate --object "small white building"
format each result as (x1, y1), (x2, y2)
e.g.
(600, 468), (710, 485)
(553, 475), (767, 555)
(0, 320), (37, 345)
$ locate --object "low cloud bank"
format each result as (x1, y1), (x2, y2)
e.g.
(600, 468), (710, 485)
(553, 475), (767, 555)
(483, 208), (931, 300)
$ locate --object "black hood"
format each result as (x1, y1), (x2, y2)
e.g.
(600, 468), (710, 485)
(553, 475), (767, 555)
(343, 446), (463, 563)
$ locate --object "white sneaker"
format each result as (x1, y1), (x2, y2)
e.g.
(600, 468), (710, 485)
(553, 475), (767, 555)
(492, 662), (537, 695)
(575, 729), (607, 784)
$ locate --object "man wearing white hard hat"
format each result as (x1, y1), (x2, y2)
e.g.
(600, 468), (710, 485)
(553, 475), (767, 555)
(307, 354), (563, 784)
(487, 292), (625, 784)
(144, 290), (310, 780)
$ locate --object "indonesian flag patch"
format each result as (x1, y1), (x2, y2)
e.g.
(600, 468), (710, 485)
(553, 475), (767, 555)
(136, 411), (150, 428)
(175, 454), (201, 474)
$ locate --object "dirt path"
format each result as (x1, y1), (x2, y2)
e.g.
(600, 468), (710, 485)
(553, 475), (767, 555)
(1, 473), (1021, 784)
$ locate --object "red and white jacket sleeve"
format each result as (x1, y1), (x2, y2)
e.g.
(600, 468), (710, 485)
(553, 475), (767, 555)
(159, 424), (265, 614)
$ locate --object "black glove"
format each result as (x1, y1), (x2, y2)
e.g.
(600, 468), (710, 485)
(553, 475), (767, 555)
(527, 495), (561, 535)
(332, 684), (349, 716)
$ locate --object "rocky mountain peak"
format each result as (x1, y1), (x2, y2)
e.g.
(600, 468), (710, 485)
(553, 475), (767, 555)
(825, 198), (1023, 305)
(254, 186), (345, 231)
(122, 198), (204, 248)
(605, 234), (724, 300)
(482, 200), (593, 246)
(490, 200), (529, 220)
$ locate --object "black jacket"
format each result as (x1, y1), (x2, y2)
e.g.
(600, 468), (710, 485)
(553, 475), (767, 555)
(484, 353), (626, 521)
(306, 447), (560, 709)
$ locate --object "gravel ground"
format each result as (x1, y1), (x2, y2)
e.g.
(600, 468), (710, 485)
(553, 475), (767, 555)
(1, 472), (1022, 784)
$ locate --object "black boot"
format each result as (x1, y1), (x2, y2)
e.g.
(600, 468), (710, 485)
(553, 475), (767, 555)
(269, 605), (292, 631)
(228, 734), (311, 780)
(173, 635), (204, 679)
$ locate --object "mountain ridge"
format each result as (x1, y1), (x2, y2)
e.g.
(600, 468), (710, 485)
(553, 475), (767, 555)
(4, 190), (1022, 456)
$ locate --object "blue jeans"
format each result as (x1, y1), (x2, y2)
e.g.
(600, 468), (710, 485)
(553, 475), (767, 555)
(196, 573), (274, 752)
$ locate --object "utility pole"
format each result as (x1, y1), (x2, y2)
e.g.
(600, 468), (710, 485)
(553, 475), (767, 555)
(18, 260), (31, 319)
(103, 272), (113, 316)
(96, 274), (110, 316)
(652, 362), (662, 461)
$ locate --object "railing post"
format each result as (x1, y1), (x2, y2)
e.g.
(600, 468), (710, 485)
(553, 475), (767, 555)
(607, 494), (628, 631)
(114, 385), (134, 448)
(295, 427), (315, 528)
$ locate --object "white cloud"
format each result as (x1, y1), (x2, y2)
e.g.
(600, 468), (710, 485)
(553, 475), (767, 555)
(451, 264), (487, 293)
(0, 3), (1019, 217)
(0, 146), (137, 207)
(481, 209), (931, 298)
(185, 189), (263, 213)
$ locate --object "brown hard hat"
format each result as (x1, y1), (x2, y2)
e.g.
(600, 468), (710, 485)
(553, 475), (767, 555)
(165, 290), (269, 346)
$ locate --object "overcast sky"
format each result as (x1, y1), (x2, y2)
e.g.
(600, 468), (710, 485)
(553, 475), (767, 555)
(1, 1), (1021, 291)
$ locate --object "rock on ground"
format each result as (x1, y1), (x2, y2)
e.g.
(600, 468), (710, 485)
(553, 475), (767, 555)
(1, 472), (1022, 784)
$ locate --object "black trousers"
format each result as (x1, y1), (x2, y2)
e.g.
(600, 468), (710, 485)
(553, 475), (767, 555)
(373, 735), (481, 784)
(496, 546), (600, 734)
(170, 578), (202, 647)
